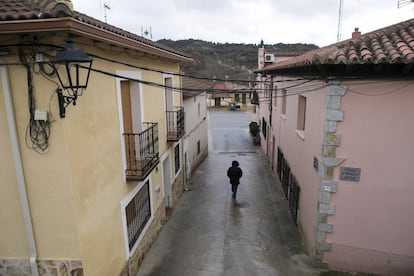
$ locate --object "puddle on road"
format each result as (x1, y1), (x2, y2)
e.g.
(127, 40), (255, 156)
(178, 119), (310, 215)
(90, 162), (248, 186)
(233, 201), (249, 208)
(219, 151), (257, 155)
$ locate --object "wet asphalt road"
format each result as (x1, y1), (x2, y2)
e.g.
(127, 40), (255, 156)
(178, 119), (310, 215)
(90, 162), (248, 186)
(209, 109), (256, 153)
(136, 109), (321, 276)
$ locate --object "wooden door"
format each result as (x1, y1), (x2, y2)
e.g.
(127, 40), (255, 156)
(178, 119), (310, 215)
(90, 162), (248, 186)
(121, 81), (136, 169)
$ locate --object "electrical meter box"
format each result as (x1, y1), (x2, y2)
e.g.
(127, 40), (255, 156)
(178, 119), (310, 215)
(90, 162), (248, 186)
(34, 109), (48, 121)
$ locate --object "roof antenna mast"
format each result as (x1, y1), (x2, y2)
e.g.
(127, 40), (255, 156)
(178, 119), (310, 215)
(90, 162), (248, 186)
(101, 1), (111, 23)
(398, 0), (414, 8)
(337, 0), (344, 41)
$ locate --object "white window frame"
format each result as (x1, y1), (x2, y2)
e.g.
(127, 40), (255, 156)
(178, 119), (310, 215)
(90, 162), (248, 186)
(120, 176), (154, 258)
(296, 95), (306, 140)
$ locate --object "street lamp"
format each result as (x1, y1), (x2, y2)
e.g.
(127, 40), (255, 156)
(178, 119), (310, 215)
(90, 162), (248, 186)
(51, 37), (92, 118)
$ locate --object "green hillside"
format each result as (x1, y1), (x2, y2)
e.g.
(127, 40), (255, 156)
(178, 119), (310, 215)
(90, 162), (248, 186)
(158, 39), (318, 81)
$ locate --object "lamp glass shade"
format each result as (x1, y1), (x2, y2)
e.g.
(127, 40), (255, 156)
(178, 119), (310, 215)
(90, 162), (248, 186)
(51, 38), (92, 90)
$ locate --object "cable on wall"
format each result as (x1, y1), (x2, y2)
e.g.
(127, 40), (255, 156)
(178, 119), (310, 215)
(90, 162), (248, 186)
(18, 44), (52, 153)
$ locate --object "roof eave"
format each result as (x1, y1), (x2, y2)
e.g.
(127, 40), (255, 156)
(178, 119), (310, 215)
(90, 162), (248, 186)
(0, 17), (193, 63)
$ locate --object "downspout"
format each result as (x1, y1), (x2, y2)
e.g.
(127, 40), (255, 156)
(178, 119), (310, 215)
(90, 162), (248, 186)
(1, 64), (39, 276)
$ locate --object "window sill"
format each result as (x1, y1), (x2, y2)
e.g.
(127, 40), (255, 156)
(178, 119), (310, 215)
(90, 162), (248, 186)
(296, 130), (305, 140)
(281, 114), (287, 120)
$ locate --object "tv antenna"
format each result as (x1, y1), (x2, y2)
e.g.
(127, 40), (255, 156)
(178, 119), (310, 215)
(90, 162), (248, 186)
(101, 1), (111, 23)
(141, 26), (153, 40)
(398, 0), (414, 8)
(337, 0), (344, 41)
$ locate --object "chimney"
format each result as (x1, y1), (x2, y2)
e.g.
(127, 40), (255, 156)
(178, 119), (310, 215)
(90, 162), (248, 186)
(29, 0), (74, 15)
(352, 27), (361, 39)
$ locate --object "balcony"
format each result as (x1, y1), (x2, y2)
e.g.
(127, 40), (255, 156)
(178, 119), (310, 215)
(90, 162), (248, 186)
(166, 107), (185, 141)
(123, 122), (159, 181)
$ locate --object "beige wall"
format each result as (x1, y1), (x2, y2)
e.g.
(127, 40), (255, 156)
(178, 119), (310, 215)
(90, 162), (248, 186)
(0, 33), (184, 275)
(0, 71), (30, 257)
(1, 62), (82, 259)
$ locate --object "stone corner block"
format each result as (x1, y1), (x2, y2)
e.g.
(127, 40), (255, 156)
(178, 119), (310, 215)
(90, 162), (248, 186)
(318, 223), (334, 233)
(322, 157), (346, 167)
(324, 121), (337, 133)
(319, 204), (335, 215)
(326, 110), (344, 122)
(325, 95), (342, 110)
(316, 241), (333, 251)
(319, 191), (331, 204)
(327, 84), (347, 96)
(324, 133), (341, 146)
(320, 180), (337, 193)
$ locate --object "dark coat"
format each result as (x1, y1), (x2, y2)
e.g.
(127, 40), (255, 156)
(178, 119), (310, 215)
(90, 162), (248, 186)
(227, 161), (243, 185)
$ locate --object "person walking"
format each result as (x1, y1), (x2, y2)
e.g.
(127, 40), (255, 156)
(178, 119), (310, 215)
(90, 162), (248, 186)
(227, 160), (243, 198)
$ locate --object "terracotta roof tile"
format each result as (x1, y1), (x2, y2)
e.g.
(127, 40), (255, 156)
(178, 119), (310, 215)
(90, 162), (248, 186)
(262, 18), (414, 73)
(0, 0), (73, 19)
(0, 0), (191, 60)
(213, 82), (232, 90)
(182, 76), (214, 97)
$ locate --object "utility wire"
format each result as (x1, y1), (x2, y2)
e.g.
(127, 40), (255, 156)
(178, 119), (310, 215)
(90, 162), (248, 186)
(88, 66), (321, 94)
(88, 52), (315, 84)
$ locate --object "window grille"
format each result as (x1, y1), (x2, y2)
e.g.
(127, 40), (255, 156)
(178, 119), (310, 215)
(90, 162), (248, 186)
(197, 140), (201, 155)
(125, 180), (151, 250)
(174, 144), (180, 174)
(261, 118), (267, 139)
(166, 107), (185, 141)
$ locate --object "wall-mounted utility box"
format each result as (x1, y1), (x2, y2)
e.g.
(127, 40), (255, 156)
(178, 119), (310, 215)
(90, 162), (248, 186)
(34, 109), (48, 121)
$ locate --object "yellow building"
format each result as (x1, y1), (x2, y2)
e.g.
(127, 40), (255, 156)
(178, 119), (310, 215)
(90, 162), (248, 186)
(0, 1), (192, 275)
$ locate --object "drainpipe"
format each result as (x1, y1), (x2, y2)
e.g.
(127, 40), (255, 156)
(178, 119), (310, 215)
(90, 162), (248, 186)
(1, 63), (39, 276)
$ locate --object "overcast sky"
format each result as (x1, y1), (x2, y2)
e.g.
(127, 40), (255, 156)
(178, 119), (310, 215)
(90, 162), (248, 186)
(71, 0), (414, 47)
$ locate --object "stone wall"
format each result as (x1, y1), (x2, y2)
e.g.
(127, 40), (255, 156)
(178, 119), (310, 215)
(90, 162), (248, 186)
(190, 147), (208, 175)
(171, 169), (185, 207)
(0, 259), (83, 276)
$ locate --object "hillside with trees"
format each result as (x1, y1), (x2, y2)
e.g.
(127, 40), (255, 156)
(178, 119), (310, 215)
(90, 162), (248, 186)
(158, 39), (318, 82)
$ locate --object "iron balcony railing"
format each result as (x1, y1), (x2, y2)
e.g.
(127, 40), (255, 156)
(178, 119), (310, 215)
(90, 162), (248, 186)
(166, 106), (185, 141)
(123, 122), (159, 181)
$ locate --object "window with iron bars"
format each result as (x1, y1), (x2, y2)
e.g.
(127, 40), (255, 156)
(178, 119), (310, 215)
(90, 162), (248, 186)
(125, 180), (151, 251)
(174, 143), (180, 174)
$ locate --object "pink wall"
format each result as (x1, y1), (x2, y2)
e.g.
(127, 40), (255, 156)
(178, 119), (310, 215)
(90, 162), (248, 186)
(258, 78), (326, 253)
(324, 80), (414, 274)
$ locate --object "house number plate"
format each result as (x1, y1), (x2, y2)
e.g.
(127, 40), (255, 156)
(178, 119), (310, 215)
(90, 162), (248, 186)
(340, 167), (361, 182)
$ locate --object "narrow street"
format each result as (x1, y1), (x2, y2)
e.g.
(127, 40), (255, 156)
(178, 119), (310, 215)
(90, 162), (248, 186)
(136, 109), (321, 276)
